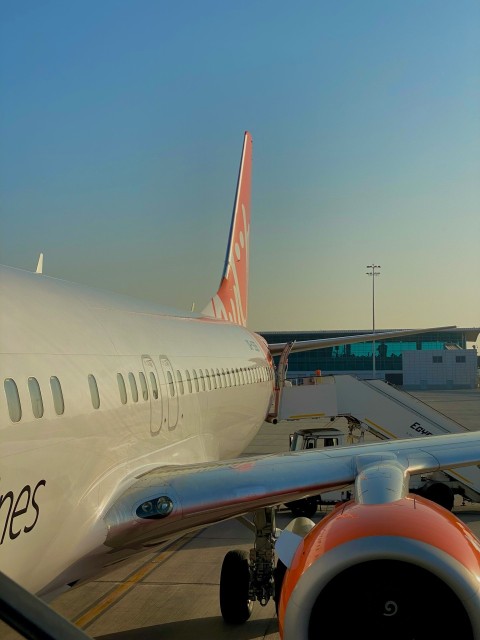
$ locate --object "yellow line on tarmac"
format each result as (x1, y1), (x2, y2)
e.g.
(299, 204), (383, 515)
(75, 533), (195, 630)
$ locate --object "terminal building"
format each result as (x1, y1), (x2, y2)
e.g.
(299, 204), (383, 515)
(259, 327), (480, 389)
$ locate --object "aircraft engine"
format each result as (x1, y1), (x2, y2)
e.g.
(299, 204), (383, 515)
(277, 496), (480, 639)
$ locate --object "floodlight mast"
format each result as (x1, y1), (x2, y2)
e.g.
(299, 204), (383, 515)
(366, 263), (381, 378)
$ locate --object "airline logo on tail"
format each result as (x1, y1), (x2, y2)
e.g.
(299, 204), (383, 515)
(202, 131), (252, 326)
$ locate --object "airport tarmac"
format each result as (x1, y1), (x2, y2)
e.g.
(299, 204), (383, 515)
(1, 388), (479, 639)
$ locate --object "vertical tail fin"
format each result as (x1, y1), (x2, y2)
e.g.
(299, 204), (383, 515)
(201, 131), (252, 326)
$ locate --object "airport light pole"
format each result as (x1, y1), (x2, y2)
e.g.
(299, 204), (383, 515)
(366, 264), (381, 378)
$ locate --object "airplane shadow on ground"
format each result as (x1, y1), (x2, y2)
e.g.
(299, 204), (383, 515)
(95, 616), (278, 640)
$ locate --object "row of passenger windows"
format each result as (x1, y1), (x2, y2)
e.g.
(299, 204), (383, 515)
(119, 364), (273, 404)
(4, 376), (64, 423)
(117, 371), (152, 405)
(3, 364), (274, 423)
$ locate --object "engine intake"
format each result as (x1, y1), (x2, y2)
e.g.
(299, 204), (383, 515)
(309, 559), (473, 639)
(279, 498), (480, 639)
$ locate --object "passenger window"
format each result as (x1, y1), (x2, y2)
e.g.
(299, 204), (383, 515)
(185, 370), (192, 393)
(139, 372), (149, 400)
(192, 369), (199, 392)
(149, 372), (159, 399)
(221, 369), (227, 387)
(205, 371), (211, 390)
(235, 368), (240, 385)
(128, 372), (139, 403)
(27, 377), (44, 419)
(176, 370), (184, 395)
(216, 368), (222, 388)
(117, 373), (127, 404)
(199, 369), (206, 391)
(88, 374), (100, 409)
(210, 368), (217, 389)
(4, 378), (22, 422)
(50, 376), (65, 415)
(166, 370), (175, 396)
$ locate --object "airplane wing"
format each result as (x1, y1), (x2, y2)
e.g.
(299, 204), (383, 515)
(267, 325), (456, 356)
(104, 430), (480, 550)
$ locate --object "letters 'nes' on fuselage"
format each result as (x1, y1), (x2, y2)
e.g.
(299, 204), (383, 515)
(1, 132), (480, 639)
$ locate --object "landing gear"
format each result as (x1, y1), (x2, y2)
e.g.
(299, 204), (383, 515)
(285, 496), (318, 519)
(219, 507), (277, 624)
(273, 559), (287, 614)
(422, 482), (454, 512)
(220, 550), (253, 623)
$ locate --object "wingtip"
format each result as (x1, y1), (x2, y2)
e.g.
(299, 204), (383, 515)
(35, 252), (44, 274)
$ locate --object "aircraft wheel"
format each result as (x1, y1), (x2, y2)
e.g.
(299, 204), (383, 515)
(423, 483), (454, 511)
(220, 549), (253, 624)
(285, 497), (318, 519)
(273, 559), (287, 615)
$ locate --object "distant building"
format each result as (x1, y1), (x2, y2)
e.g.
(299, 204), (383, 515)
(403, 349), (477, 389)
(259, 327), (480, 389)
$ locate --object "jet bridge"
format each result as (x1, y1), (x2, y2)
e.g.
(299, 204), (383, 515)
(274, 374), (480, 504)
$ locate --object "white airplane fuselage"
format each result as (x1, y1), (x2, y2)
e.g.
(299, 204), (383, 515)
(5, 132), (480, 640)
(0, 264), (274, 595)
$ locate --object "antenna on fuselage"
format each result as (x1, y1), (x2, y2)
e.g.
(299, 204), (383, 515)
(35, 253), (44, 274)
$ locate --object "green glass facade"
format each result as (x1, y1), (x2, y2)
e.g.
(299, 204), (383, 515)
(259, 330), (471, 374)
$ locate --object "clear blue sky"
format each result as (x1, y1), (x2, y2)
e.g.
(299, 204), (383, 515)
(1, 1), (479, 341)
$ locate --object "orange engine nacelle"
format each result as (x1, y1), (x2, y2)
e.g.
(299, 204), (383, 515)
(278, 496), (480, 639)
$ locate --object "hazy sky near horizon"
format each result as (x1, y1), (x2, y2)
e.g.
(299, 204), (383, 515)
(1, 1), (479, 337)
